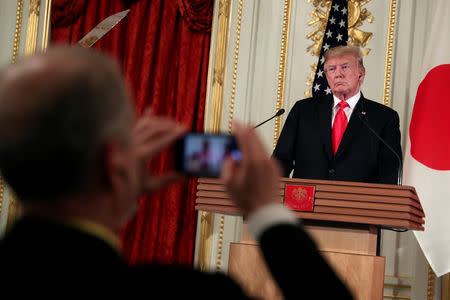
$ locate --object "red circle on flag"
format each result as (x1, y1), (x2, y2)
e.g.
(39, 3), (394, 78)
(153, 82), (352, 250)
(410, 64), (450, 170)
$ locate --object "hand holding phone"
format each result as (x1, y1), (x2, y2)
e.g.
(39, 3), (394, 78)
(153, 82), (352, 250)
(175, 133), (241, 178)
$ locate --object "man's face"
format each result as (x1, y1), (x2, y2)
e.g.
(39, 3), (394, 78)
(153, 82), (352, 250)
(324, 53), (364, 100)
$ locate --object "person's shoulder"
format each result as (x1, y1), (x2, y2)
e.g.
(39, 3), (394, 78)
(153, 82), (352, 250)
(291, 95), (329, 110)
(363, 97), (398, 116)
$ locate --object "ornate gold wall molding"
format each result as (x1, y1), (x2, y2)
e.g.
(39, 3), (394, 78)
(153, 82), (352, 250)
(273, 0), (291, 148)
(213, 0), (243, 272)
(427, 266), (435, 300)
(227, 0), (242, 135)
(1, 0), (25, 226)
(197, 211), (214, 271)
(3, 0), (52, 232)
(25, 0), (41, 55)
(209, 0), (231, 133)
(443, 273), (450, 300)
(41, 0), (52, 51)
(0, 176), (3, 220)
(11, 0), (24, 63)
(382, 0), (396, 106)
(199, 0), (232, 272)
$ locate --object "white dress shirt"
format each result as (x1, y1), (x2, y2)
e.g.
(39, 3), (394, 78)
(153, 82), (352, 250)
(331, 91), (361, 126)
(247, 203), (298, 240)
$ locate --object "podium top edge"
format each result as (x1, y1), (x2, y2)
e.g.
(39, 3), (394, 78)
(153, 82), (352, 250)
(197, 177), (417, 192)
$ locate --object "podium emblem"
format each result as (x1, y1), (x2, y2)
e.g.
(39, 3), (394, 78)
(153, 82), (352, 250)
(284, 185), (315, 211)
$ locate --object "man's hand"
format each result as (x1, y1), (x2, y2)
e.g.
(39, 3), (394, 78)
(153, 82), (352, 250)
(131, 109), (187, 195)
(221, 122), (282, 215)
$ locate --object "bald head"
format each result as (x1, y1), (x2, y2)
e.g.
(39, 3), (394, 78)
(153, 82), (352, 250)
(0, 47), (134, 203)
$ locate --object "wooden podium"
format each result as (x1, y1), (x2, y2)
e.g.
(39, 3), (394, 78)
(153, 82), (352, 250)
(196, 177), (424, 300)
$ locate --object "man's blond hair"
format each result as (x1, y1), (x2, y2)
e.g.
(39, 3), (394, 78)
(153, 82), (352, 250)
(324, 45), (364, 70)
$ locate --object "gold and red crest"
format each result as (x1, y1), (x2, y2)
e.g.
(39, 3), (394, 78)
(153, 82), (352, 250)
(284, 185), (315, 211)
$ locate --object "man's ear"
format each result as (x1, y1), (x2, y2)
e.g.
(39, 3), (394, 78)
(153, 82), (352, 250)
(358, 69), (365, 84)
(103, 141), (127, 190)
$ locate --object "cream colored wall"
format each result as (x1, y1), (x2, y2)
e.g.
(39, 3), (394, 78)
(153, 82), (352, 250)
(198, 0), (442, 299)
(0, 0), (52, 237)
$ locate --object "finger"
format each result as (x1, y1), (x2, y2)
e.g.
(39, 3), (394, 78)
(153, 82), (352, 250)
(232, 122), (251, 167)
(141, 106), (153, 117)
(133, 116), (176, 137)
(133, 116), (187, 147)
(136, 125), (187, 159)
(241, 125), (269, 161)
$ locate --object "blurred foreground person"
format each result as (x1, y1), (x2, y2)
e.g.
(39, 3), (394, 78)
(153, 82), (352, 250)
(0, 47), (352, 299)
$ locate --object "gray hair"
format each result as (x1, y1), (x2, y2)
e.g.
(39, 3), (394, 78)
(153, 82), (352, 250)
(0, 47), (133, 203)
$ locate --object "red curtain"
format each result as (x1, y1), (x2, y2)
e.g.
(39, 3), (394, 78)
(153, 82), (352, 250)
(51, 0), (212, 265)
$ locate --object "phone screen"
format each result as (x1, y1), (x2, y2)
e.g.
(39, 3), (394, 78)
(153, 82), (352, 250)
(175, 133), (241, 177)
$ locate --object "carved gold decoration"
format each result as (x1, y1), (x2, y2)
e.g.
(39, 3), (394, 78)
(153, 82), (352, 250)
(0, 176), (3, 221)
(25, 0), (41, 55)
(213, 68), (224, 86)
(11, 0), (24, 63)
(209, 0), (231, 133)
(41, 0), (52, 51)
(3, 0), (25, 229)
(383, 0), (396, 107)
(427, 266), (435, 300)
(348, 0), (373, 52)
(292, 187), (308, 205)
(443, 273), (450, 300)
(305, 0), (373, 97)
(383, 282), (411, 299)
(383, 295), (411, 299)
(197, 211), (214, 271)
(215, 0), (243, 272)
(306, 0), (331, 58)
(6, 192), (19, 232)
(215, 215), (225, 271)
(227, 0), (242, 135)
(273, 0), (291, 148)
(219, 0), (230, 18)
(199, 0), (232, 272)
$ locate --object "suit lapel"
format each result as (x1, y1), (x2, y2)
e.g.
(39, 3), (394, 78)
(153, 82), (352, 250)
(318, 95), (334, 161)
(334, 95), (365, 159)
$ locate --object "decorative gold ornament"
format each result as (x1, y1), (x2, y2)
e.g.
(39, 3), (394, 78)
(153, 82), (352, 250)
(273, 0), (292, 148)
(219, 0), (230, 18)
(348, 0), (373, 53)
(25, 0), (41, 55)
(292, 187), (308, 205)
(305, 0), (373, 97)
(11, 0), (24, 63)
(199, 0), (232, 272)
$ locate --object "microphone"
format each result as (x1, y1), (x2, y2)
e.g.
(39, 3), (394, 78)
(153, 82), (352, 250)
(254, 109), (285, 128)
(358, 112), (403, 185)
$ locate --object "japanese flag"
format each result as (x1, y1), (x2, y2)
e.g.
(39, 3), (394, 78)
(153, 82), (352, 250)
(403, 0), (450, 277)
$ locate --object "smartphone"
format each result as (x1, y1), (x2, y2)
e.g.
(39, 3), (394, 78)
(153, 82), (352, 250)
(175, 133), (241, 177)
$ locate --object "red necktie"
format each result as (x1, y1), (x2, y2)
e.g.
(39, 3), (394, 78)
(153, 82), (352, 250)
(332, 101), (349, 155)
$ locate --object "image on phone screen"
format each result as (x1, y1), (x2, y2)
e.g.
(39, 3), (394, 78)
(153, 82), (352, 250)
(175, 133), (241, 177)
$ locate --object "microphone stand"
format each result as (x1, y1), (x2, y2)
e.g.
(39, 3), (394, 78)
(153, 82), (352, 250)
(359, 113), (403, 185)
(254, 109), (285, 129)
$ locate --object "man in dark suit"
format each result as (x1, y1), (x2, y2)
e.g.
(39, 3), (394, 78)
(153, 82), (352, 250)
(0, 47), (353, 299)
(274, 46), (402, 184)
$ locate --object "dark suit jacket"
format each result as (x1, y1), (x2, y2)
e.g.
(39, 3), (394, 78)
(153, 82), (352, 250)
(0, 216), (353, 299)
(273, 94), (402, 184)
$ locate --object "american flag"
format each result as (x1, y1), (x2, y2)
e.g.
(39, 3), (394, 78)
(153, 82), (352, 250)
(312, 0), (348, 97)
